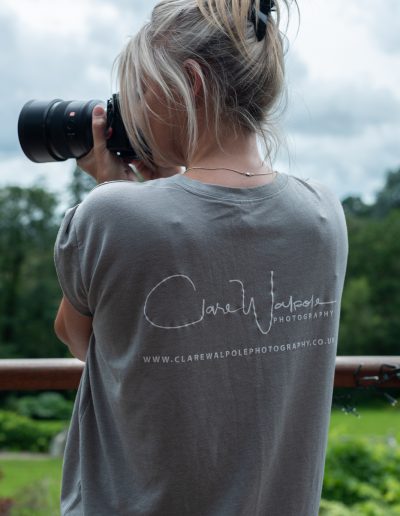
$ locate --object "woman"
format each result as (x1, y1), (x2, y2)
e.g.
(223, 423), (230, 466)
(54, 1), (348, 514)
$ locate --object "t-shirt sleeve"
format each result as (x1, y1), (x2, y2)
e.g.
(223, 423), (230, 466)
(54, 205), (92, 317)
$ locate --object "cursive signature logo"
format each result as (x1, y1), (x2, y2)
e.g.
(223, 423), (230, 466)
(143, 273), (337, 335)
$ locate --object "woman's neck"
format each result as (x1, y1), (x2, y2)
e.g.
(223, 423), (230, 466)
(182, 165), (277, 188)
(182, 128), (275, 186)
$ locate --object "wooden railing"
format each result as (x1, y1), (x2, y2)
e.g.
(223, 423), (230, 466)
(0, 357), (399, 390)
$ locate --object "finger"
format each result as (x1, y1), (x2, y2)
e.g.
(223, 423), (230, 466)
(92, 105), (107, 148)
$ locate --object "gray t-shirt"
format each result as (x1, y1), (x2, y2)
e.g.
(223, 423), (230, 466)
(54, 171), (348, 516)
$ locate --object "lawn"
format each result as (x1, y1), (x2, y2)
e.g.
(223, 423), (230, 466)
(329, 405), (400, 441)
(0, 405), (398, 515)
(0, 455), (62, 515)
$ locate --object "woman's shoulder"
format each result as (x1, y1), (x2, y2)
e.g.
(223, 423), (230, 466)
(78, 177), (170, 209)
(85, 179), (156, 201)
(289, 174), (344, 209)
(71, 177), (180, 231)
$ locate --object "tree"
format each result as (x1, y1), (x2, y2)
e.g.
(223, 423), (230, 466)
(339, 209), (400, 355)
(371, 166), (400, 218)
(68, 165), (96, 206)
(338, 276), (385, 355)
(341, 196), (373, 218)
(0, 186), (67, 358)
(2, 161), (400, 360)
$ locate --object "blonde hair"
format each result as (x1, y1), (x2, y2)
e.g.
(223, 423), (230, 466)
(114, 0), (299, 171)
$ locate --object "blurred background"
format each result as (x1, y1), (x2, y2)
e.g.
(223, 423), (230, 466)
(1, 0), (399, 358)
(0, 0), (399, 203)
(0, 1), (399, 514)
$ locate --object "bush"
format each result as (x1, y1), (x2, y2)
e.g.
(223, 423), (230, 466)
(4, 392), (73, 420)
(319, 499), (354, 515)
(320, 498), (400, 515)
(0, 410), (68, 452)
(322, 431), (400, 513)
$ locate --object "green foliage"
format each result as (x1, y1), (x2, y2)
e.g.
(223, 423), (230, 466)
(0, 169), (97, 361)
(322, 432), (400, 513)
(3, 392), (73, 421)
(338, 276), (385, 355)
(372, 168), (400, 218)
(68, 164), (96, 206)
(0, 410), (67, 452)
(1, 165), (400, 361)
(342, 167), (400, 219)
(320, 498), (400, 515)
(319, 499), (354, 515)
(342, 196), (373, 218)
(339, 204), (400, 355)
(0, 185), (66, 359)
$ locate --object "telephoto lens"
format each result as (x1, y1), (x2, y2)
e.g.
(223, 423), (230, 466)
(18, 99), (102, 162)
(17, 94), (141, 163)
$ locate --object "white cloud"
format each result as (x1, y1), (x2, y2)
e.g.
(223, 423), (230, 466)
(278, 0), (400, 202)
(1, 0), (120, 39)
(287, 0), (400, 94)
(1, 0), (399, 206)
(285, 79), (400, 136)
(0, 154), (74, 210)
(0, 0), (157, 160)
(277, 121), (400, 205)
(349, 0), (400, 55)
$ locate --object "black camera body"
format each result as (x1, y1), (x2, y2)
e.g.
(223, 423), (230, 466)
(18, 93), (149, 163)
(105, 94), (139, 159)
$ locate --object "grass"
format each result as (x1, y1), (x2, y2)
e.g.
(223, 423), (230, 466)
(0, 405), (398, 514)
(0, 456), (62, 515)
(329, 405), (400, 441)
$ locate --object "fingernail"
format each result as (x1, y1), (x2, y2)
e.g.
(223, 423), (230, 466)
(93, 105), (104, 116)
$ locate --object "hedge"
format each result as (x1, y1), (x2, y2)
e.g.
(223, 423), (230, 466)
(0, 410), (68, 453)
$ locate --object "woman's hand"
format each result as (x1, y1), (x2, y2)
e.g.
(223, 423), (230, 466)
(77, 105), (183, 184)
(76, 105), (135, 184)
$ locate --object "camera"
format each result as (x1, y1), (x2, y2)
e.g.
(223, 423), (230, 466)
(17, 93), (151, 163)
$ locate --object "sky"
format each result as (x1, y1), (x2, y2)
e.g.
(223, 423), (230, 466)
(0, 0), (399, 206)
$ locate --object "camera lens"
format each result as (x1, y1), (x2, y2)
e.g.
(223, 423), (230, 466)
(18, 99), (102, 163)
